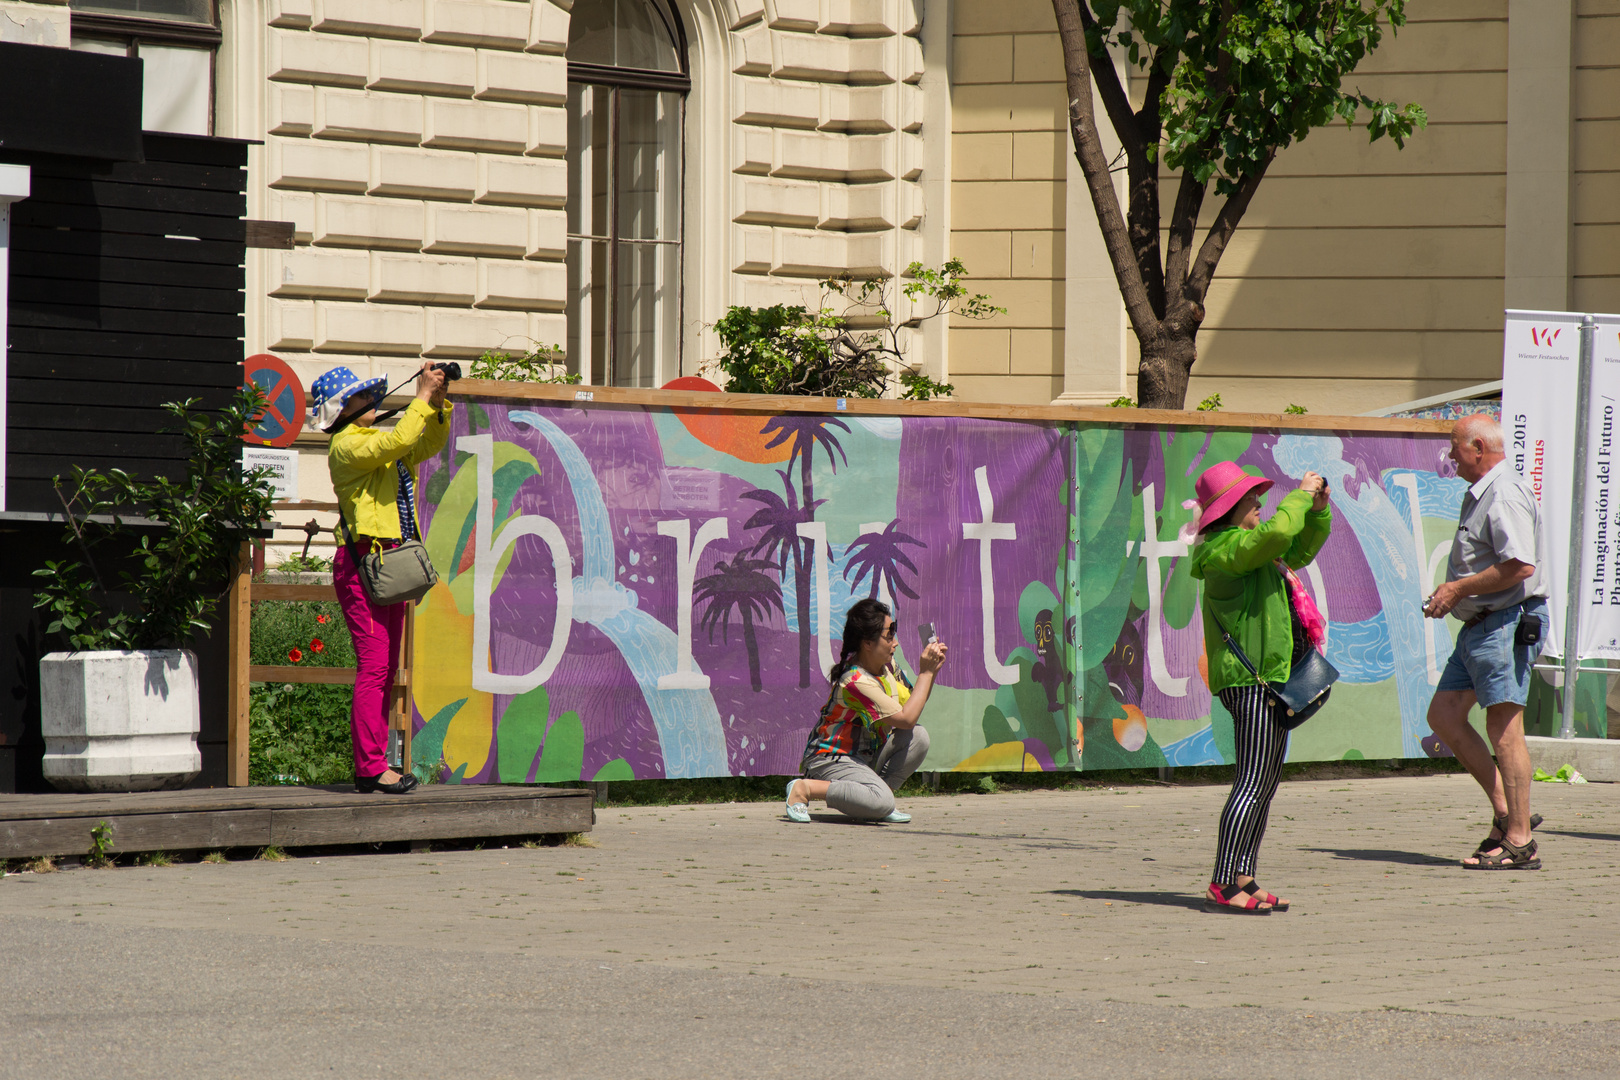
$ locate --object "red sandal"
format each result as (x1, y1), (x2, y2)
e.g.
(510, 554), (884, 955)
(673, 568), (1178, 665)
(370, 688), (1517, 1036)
(1204, 882), (1272, 915)
(1240, 880), (1289, 911)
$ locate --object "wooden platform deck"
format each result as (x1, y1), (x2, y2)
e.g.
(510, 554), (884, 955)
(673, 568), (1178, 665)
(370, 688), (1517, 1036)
(0, 785), (595, 860)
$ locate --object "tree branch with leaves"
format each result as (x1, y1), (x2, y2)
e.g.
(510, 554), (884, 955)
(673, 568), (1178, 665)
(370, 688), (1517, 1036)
(1054, 0), (1426, 408)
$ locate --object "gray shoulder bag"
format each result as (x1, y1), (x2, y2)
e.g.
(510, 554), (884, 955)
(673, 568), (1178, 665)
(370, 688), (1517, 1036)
(341, 517), (438, 606)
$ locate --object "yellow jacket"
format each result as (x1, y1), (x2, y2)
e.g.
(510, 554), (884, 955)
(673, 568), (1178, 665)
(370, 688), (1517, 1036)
(328, 399), (453, 539)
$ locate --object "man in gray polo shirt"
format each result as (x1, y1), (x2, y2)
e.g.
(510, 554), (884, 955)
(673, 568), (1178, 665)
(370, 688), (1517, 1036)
(1423, 414), (1549, 871)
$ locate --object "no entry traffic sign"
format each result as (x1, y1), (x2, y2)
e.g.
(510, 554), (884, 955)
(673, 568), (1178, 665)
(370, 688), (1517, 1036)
(243, 353), (307, 448)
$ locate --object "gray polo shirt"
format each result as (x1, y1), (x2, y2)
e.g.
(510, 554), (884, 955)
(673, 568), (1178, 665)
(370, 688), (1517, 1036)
(1447, 460), (1547, 621)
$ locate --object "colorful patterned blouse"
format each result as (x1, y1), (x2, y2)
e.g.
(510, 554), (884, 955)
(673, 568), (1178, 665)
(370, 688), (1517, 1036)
(803, 666), (913, 761)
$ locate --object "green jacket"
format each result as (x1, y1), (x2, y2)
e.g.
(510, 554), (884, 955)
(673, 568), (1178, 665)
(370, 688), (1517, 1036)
(1189, 489), (1332, 691)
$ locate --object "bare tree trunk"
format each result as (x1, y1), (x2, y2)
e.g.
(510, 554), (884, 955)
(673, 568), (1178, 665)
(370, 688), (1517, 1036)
(1136, 330), (1199, 411)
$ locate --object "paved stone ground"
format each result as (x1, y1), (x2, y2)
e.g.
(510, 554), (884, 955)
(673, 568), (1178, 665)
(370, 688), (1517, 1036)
(3, 773), (1619, 1077)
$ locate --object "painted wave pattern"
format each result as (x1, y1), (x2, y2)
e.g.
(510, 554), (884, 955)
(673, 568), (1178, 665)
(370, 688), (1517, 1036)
(1326, 613), (1395, 683)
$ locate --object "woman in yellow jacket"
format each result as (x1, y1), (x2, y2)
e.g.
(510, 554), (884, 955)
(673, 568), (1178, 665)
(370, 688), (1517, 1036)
(308, 363), (452, 793)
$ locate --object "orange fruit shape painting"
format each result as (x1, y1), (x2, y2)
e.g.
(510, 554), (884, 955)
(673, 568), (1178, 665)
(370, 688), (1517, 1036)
(662, 376), (791, 464)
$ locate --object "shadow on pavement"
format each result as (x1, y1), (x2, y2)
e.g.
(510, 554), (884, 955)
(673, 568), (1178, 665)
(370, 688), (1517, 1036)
(1303, 847), (1454, 866)
(1049, 889), (1205, 911)
(1540, 829), (1620, 842)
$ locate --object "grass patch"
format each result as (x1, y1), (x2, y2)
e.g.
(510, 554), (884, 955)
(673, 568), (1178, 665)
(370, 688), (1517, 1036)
(201, 851), (228, 864)
(561, 833), (597, 847)
(257, 845), (291, 862)
(136, 850), (174, 868)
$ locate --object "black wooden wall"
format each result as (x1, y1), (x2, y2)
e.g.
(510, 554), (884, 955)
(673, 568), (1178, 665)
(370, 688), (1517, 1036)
(0, 66), (251, 789)
(3, 134), (248, 513)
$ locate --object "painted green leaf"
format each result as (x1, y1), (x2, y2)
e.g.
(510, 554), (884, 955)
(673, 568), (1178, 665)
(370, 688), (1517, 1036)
(496, 686), (552, 783)
(411, 698), (464, 782)
(592, 758), (636, 782)
(981, 704), (1017, 747)
(534, 711), (584, 782)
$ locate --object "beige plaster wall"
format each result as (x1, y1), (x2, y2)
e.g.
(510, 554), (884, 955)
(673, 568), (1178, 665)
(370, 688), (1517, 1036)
(946, 0), (1067, 405)
(1574, 0), (1620, 314)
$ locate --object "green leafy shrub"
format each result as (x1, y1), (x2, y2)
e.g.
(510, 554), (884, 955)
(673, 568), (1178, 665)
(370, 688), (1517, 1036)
(471, 343), (580, 383)
(1195, 393), (1223, 412)
(1284, 403), (1308, 415)
(1107, 396), (1136, 408)
(706, 259), (998, 398)
(33, 387), (278, 650)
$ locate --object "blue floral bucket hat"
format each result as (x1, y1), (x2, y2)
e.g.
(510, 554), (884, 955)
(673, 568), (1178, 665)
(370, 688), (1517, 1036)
(307, 366), (387, 434)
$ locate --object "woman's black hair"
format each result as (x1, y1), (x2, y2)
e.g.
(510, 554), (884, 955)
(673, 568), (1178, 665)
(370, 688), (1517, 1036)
(829, 597), (892, 685)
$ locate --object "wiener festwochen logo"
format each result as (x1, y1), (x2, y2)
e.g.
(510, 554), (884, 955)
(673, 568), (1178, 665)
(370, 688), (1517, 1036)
(1529, 327), (1562, 347)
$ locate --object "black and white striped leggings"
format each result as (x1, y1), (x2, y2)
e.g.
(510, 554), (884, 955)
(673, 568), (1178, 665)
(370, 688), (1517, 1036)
(1213, 684), (1291, 883)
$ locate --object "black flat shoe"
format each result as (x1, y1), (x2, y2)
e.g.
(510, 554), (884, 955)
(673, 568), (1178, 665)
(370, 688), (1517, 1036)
(355, 772), (419, 794)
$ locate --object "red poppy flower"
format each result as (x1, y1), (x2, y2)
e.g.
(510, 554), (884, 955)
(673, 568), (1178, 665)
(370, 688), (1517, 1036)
(288, 648), (303, 663)
(309, 638), (325, 654)
(316, 614), (329, 624)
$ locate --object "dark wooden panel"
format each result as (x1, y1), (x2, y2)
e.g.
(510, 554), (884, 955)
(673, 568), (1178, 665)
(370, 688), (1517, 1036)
(6, 459), (189, 487)
(270, 794), (595, 846)
(0, 785), (593, 818)
(12, 157), (246, 194)
(13, 252), (244, 290)
(0, 43), (143, 161)
(10, 376), (239, 410)
(141, 133), (252, 170)
(8, 333), (245, 366)
(9, 402), (233, 435)
(254, 584), (343, 602)
(11, 203), (247, 243)
(8, 301), (244, 340)
(15, 181), (246, 219)
(11, 226), (245, 267)
(245, 221), (296, 249)
(10, 279), (246, 316)
(8, 429), (190, 457)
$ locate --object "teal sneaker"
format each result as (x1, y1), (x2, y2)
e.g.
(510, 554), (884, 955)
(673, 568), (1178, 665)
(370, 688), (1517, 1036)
(785, 779), (811, 823)
(884, 809), (912, 823)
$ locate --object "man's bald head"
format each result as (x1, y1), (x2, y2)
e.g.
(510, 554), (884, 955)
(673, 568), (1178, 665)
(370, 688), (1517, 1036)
(1449, 412), (1505, 483)
(1453, 413), (1504, 453)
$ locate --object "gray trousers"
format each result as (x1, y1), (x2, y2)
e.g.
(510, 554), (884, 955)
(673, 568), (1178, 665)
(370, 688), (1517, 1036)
(801, 726), (930, 820)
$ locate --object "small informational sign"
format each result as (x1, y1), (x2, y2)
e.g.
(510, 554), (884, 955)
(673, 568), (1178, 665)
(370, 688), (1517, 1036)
(242, 447), (298, 500)
(243, 353), (307, 448)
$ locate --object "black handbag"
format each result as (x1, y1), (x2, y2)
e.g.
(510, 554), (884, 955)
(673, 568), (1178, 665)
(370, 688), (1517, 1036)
(1210, 610), (1339, 730)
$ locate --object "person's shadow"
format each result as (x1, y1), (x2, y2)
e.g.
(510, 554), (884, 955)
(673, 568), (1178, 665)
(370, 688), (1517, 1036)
(1301, 847), (1454, 867)
(1048, 889), (1205, 912)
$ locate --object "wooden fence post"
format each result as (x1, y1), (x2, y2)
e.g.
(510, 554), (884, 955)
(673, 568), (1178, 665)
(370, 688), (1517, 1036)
(226, 541), (252, 787)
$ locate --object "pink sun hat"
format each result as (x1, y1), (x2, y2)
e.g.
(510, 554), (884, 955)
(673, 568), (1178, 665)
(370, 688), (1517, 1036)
(1193, 460), (1273, 533)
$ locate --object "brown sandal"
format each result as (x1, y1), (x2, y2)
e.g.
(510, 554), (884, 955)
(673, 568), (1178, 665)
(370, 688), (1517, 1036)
(1464, 836), (1541, 871)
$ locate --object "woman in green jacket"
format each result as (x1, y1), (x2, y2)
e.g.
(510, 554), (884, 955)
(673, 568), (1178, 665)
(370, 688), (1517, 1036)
(1188, 460), (1331, 913)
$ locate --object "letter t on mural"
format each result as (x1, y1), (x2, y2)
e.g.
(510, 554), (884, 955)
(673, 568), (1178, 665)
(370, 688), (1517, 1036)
(656, 517), (729, 690)
(459, 434), (574, 694)
(795, 521), (835, 676)
(963, 466), (1020, 684)
(1134, 483), (1190, 697)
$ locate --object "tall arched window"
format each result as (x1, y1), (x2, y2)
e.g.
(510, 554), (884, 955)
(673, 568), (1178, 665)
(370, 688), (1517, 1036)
(567, 0), (688, 388)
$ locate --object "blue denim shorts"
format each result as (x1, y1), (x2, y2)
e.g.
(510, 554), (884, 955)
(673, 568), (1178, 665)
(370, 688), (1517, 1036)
(1436, 597), (1548, 708)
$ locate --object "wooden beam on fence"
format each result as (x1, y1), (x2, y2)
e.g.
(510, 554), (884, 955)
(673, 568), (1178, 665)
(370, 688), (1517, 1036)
(226, 541), (252, 787)
(444, 379), (1458, 434)
(252, 583), (336, 602)
(249, 666), (408, 687)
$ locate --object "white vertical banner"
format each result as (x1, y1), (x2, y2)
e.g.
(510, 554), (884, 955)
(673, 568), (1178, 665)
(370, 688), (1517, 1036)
(1501, 310), (1582, 658)
(1576, 315), (1620, 659)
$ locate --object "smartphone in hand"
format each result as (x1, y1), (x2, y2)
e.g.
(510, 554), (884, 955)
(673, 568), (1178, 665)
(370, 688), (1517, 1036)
(919, 623), (937, 648)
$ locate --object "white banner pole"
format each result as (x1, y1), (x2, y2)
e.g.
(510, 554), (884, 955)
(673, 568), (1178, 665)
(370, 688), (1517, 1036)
(1560, 314), (1597, 740)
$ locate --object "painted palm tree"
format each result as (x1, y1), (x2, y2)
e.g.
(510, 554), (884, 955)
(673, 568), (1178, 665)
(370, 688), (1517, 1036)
(741, 470), (822, 687)
(844, 519), (925, 602)
(694, 555), (785, 693)
(758, 416), (848, 685)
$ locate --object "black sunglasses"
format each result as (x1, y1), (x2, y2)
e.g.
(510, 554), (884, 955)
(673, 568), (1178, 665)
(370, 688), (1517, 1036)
(881, 622), (898, 641)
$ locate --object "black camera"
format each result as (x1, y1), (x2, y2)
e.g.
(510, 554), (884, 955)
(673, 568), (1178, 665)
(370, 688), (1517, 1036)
(431, 361), (462, 381)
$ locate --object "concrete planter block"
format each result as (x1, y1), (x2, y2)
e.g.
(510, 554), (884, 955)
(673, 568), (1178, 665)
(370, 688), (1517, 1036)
(39, 650), (202, 793)
(1525, 736), (1620, 784)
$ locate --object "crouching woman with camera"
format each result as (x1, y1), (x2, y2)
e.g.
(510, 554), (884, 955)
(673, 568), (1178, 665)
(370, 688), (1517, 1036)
(785, 598), (947, 824)
(309, 362), (452, 794)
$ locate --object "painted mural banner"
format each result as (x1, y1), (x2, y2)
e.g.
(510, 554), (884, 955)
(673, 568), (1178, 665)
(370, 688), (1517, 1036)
(406, 390), (1464, 784)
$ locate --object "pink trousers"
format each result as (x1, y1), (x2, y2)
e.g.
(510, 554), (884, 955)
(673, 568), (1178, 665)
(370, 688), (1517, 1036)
(332, 542), (405, 778)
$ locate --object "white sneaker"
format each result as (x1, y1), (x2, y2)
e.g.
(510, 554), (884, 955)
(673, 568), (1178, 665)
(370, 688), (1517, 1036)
(785, 779), (811, 823)
(884, 809), (912, 823)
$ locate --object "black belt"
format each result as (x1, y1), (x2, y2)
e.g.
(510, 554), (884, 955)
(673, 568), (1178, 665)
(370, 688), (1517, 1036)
(1462, 600), (1526, 631)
